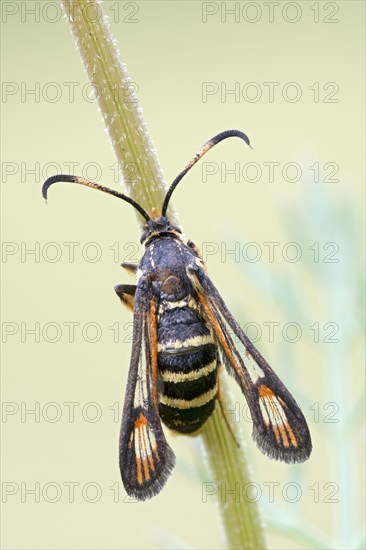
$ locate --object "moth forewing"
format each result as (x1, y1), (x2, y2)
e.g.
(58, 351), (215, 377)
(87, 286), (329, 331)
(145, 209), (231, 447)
(188, 263), (312, 463)
(119, 279), (175, 500)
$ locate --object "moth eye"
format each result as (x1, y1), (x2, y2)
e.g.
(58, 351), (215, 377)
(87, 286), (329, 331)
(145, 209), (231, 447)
(161, 275), (184, 297)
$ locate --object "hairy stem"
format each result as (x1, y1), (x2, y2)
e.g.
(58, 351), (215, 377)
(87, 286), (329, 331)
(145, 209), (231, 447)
(62, 0), (176, 226)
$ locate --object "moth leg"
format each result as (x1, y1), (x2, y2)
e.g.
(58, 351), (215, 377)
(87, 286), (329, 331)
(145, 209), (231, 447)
(121, 261), (138, 276)
(114, 284), (136, 311)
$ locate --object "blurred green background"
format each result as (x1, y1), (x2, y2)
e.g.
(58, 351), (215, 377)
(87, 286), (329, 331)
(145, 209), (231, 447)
(1, 1), (365, 549)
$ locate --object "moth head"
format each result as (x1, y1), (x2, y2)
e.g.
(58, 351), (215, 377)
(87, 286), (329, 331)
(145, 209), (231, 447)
(140, 216), (182, 245)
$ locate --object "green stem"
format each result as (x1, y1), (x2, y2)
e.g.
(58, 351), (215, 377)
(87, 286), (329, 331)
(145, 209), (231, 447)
(202, 382), (266, 549)
(62, 1), (266, 548)
(62, 0), (175, 227)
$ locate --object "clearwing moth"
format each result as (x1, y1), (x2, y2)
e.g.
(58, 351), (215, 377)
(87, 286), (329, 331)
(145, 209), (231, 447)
(42, 130), (312, 501)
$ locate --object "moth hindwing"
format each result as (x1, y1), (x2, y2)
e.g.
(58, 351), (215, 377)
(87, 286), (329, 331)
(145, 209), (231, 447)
(42, 129), (311, 501)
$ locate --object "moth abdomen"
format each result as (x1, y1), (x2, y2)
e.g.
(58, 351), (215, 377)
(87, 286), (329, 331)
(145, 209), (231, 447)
(157, 301), (218, 433)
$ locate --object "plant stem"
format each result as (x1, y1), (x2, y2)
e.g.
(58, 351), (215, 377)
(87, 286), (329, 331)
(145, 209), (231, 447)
(202, 382), (266, 549)
(61, 1), (266, 548)
(62, 0), (175, 227)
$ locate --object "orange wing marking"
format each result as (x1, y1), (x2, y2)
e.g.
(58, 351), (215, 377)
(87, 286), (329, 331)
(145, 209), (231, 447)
(134, 412), (160, 485)
(259, 385), (298, 448)
(150, 300), (159, 409)
(197, 292), (249, 391)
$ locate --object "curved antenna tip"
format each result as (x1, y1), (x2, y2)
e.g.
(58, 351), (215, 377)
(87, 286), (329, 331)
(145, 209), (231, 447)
(41, 174), (151, 222)
(162, 129), (252, 216)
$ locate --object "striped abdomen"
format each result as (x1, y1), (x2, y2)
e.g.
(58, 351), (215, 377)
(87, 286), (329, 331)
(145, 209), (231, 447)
(157, 303), (218, 433)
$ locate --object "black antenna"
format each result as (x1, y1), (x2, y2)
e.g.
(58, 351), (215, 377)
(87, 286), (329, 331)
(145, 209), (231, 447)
(42, 175), (151, 222)
(161, 129), (251, 217)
